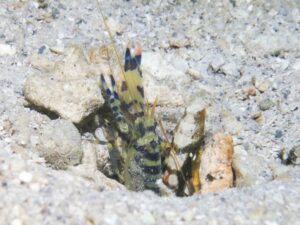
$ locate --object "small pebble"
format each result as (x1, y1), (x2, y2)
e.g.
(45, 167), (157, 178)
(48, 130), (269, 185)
(275, 130), (283, 138)
(186, 68), (203, 80)
(251, 112), (262, 120)
(169, 37), (191, 48)
(19, 171), (33, 183)
(38, 45), (47, 54)
(49, 46), (65, 55)
(51, 7), (60, 19)
(246, 87), (256, 96)
(0, 44), (16, 56)
(259, 99), (273, 111)
(257, 82), (269, 93)
(237, 90), (248, 101)
(251, 112), (263, 123)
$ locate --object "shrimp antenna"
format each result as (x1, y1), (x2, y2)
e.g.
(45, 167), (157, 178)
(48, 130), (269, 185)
(96, 0), (126, 81)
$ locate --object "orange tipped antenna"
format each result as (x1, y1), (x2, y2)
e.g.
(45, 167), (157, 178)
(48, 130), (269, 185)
(134, 45), (142, 56)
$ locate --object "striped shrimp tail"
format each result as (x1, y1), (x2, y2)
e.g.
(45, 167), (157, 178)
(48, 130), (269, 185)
(125, 116), (162, 193)
(120, 47), (145, 116)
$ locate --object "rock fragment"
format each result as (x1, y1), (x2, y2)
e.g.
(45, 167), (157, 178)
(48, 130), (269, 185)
(24, 73), (104, 124)
(200, 133), (234, 194)
(24, 46), (105, 124)
(232, 145), (273, 187)
(70, 140), (125, 191)
(173, 99), (207, 149)
(35, 119), (82, 169)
